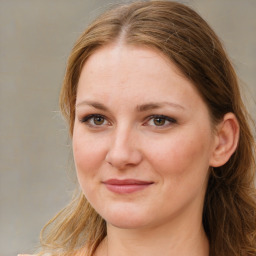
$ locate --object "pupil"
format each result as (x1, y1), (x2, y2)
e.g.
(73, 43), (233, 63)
(94, 116), (104, 125)
(154, 118), (165, 126)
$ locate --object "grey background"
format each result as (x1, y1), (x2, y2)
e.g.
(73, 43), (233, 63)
(0, 0), (255, 255)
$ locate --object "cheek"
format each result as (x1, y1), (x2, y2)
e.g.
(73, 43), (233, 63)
(148, 130), (212, 211)
(72, 128), (106, 184)
(147, 128), (212, 180)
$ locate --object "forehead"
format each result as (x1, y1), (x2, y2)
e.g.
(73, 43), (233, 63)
(76, 43), (204, 111)
(79, 44), (185, 88)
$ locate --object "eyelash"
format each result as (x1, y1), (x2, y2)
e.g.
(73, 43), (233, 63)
(145, 115), (177, 128)
(80, 114), (109, 127)
(79, 114), (177, 128)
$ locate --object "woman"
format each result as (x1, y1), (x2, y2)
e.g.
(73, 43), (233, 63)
(25, 1), (256, 256)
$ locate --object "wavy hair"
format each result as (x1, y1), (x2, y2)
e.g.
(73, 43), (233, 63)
(39, 1), (256, 256)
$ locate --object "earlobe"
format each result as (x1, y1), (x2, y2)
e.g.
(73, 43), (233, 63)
(209, 113), (240, 167)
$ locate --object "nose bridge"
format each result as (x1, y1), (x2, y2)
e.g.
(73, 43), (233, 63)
(105, 123), (142, 169)
(114, 123), (133, 149)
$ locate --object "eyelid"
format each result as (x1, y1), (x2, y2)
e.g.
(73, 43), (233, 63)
(144, 115), (177, 127)
(79, 114), (111, 127)
(79, 113), (176, 129)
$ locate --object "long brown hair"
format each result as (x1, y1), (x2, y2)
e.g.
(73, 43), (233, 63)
(39, 1), (256, 256)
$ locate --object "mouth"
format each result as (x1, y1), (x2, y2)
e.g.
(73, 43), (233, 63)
(102, 179), (154, 194)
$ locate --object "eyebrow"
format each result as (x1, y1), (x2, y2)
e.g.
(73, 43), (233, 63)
(136, 102), (185, 112)
(76, 100), (185, 111)
(76, 101), (108, 111)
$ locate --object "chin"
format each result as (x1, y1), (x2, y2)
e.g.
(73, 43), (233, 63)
(98, 205), (151, 229)
(107, 217), (148, 229)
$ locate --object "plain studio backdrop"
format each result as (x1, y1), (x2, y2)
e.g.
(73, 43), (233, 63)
(0, 0), (255, 255)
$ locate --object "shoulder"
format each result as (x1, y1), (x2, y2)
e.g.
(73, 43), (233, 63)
(18, 255), (38, 256)
(18, 255), (35, 256)
(18, 254), (52, 256)
(18, 254), (50, 256)
(18, 249), (88, 256)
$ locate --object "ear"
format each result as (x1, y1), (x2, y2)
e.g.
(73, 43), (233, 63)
(209, 112), (240, 167)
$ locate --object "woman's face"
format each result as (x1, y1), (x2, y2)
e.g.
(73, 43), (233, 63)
(73, 44), (217, 229)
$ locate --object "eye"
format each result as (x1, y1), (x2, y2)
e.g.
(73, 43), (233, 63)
(145, 115), (176, 127)
(152, 117), (166, 126)
(92, 116), (105, 125)
(80, 114), (109, 127)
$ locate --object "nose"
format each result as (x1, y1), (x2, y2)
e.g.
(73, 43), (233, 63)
(105, 127), (143, 170)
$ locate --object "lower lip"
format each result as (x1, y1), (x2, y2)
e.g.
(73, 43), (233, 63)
(104, 184), (152, 194)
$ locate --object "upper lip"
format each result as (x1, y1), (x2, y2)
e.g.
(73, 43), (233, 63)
(102, 179), (154, 185)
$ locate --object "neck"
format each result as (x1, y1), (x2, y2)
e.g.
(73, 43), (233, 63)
(95, 217), (209, 256)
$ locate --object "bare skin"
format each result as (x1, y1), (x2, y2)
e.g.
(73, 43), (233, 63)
(21, 44), (239, 256)
(72, 43), (239, 256)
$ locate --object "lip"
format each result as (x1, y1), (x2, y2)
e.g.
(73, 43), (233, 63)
(102, 179), (154, 194)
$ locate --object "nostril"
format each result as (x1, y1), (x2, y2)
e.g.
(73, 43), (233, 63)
(105, 146), (143, 169)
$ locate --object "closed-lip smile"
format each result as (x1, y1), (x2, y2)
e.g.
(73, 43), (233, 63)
(102, 179), (154, 194)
